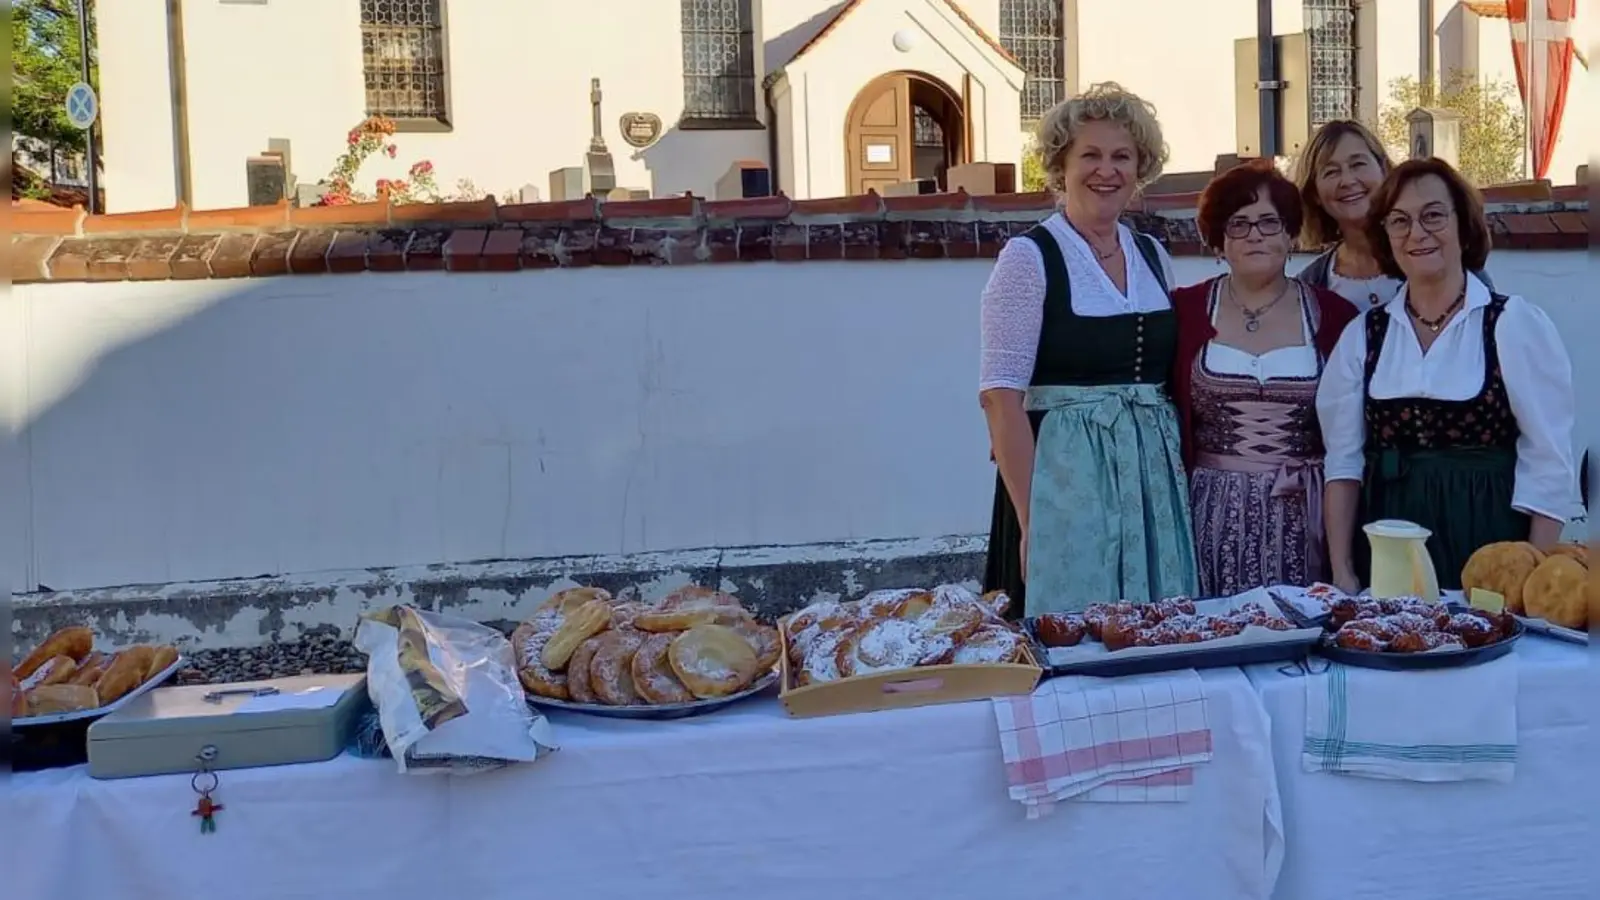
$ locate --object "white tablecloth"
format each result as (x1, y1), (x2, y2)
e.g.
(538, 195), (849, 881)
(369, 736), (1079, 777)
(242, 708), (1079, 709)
(1247, 637), (1591, 900)
(7, 668), (1282, 900)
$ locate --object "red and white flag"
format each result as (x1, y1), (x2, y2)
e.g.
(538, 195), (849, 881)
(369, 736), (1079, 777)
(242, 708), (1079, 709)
(1506, 0), (1578, 180)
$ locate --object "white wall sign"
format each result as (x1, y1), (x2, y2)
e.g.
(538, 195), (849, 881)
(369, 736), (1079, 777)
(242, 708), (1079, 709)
(866, 143), (894, 165)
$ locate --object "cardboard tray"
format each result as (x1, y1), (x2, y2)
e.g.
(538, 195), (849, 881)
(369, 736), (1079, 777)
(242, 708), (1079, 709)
(776, 625), (1042, 719)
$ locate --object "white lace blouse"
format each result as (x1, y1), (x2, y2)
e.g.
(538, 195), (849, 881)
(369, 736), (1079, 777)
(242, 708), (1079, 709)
(979, 212), (1177, 391)
(1315, 274), (1582, 522)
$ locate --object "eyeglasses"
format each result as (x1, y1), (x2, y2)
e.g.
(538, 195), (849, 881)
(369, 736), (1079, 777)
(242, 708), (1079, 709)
(1382, 208), (1453, 237)
(1223, 216), (1285, 239)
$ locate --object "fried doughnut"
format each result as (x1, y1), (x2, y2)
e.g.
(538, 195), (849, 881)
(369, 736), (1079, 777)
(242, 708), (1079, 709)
(633, 607), (723, 633)
(669, 624), (760, 699)
(658, 585), (744, 611)
(728, 618), (781, 671)
(1461, 541), (1543, 614)
(858, 589), (921, 619)
(14, 626), (94, 679)
(69, 652), (110, 687)
(1523, 555), (1588, 630)
(512, 625), (569, 700)
(26, 683), (100, 715)
(8, 674), (26, 717)
(565, 636), (605, 704)
(1444, 612), (1497, 647)
(145, 645), (179, 679)
(1390, 631), (1465, 653)
(897, 590), (985, 649)
(979, 590), (1013, 620)
(795, 624), (851, 686)
(540, 599), (612, 670)
(889, 591), (939, 621)
(835, 618), (947, 677)
(20, 655), (77, 691)
(589, 630), (647, 705)
(1333, 626), (1388, 651)
(632, 632), (695, 704)
(951, 625), (1025, 665)
(1545, 543), (1588, 566)
(535, 586), (613, 616)
(785, 602), (859, 660)
(1035, 613), (1086, 647)
(609, 602), (650, 630)
(94, 646), (155, 704)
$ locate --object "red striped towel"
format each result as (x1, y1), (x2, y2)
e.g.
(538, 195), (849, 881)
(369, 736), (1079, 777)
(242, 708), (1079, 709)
(992, 669), (1214, 818)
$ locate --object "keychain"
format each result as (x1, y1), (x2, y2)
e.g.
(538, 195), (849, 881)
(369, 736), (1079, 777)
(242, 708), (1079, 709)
(191, 746), (224, 834)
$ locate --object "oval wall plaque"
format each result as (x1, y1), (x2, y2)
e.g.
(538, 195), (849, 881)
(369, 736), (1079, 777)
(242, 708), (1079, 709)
(620, 112), (663, 148)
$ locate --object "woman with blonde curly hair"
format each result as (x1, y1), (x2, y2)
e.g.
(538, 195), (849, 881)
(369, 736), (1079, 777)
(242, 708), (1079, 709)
(980, 83), (1198, 614)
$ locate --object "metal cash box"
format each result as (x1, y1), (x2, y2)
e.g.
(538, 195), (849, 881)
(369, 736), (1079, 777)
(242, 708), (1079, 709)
(86, 673), (369, 780)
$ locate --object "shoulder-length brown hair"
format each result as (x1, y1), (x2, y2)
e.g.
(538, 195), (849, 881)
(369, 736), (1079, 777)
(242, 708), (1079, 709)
(1294, 120), (1393, 248)
(1363, 157), (1494, 279)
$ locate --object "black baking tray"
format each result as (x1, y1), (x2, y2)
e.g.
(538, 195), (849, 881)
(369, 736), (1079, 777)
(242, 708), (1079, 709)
(1021, 618), (1319, 679)
(1313, 608), (1525, 671)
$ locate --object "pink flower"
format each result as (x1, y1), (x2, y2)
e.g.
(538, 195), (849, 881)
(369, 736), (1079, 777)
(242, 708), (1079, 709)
(385, 144), (398, 158)
(409, 160), (434, 176)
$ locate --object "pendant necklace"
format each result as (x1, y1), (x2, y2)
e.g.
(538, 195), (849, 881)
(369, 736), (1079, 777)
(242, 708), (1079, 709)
(1407, 288), (1465, 333)
(1228, 278), (1290, 333)
(1065, 218), (1120, 260)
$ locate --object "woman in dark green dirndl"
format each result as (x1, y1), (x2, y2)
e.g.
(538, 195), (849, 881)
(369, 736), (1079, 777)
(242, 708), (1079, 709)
(1316, 159), (1581, 593)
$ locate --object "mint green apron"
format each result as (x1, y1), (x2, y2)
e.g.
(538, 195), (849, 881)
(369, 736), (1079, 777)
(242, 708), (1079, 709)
(1023, 383), (1200, 613)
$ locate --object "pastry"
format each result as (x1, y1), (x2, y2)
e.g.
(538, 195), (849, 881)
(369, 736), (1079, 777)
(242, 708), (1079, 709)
(540, 598), (613, 670)
(631, 633), (695, 704)
(19, 655), (77, 691)
(632, 606), (724, 633)
(25, 683), (100, 715)
(979, 590), (1013, 620)
(1460, 541), (1543, 614)
(794, 624), (851, 686)
(951, 626), (1025, 665)
(95, 646), (156, 704)
(512, 624), (569, 701)
(658, 585), (743, 611)
(69, 652), (111, 686)
(835, 618), (949, 677)
(1523, 555), (1588, 630)
(535, 586), (613, 616)
(1444, 612), (1498, 647)
(1545, 543), (1588, 566)
(1390, 631), (1465, 653)
(589, 630), (647, 705)
(565, 636), (605, 704)
(669, 624), (759, 699)
(145, 645), (179, 678)
(895, 590), (984, 650)
(858, 589), (921, 619)
(1035, 613), (1086, 647)
(8, 674), (25, 717)
(14, 626), (94, 679)
(728, 618), (781, 671)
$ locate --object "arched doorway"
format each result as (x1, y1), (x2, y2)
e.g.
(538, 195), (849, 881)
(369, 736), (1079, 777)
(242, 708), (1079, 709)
(844, 71), (967, 195)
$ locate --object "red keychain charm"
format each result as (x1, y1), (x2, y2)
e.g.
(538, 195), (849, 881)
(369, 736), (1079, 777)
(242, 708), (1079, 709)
(191, 746), (224, 835)
(192, 791), (224, 834)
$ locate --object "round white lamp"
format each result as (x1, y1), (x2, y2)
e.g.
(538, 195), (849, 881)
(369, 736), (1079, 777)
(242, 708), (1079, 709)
(892, 29), (918, 53)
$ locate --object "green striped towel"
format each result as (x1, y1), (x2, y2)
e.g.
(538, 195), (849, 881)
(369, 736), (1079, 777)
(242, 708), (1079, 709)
(1303, 658), (1517, 782)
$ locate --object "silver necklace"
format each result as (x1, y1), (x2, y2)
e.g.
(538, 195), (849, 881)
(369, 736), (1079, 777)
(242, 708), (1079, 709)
(1228, 278), (1291, 333)
(1065, 219), (1120, 260)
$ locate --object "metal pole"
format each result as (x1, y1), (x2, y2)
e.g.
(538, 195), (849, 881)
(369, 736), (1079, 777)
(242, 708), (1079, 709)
(1257, 0), (1279, 157)
(76, 0), (100, 213)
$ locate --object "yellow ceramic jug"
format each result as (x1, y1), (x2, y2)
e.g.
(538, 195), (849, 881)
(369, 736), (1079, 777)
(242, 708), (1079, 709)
(1363, 519), (1440, 601)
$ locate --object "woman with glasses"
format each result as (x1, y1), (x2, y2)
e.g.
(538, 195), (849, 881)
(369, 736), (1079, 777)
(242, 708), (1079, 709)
(1169, 160), (1357, 596)
(1316, 159), (1580, 593)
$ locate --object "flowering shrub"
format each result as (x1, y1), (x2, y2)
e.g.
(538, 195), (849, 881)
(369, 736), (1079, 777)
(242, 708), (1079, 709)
(314, 116), (441, 206)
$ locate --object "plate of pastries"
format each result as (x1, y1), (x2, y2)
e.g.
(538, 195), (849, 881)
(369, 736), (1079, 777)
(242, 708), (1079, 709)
(11, 626), (183, 724)
(780, 586), (1028, 688)
(511, 585), (782, 719)
(1033, 597), (1301, 652)
(1319, 596), (1522, 670)
(1461, 541), (1590, 642)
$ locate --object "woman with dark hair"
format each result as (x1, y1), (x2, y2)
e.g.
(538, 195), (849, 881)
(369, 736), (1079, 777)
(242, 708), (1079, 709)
(1317, 158), (1581, 593)
(1170, 160), (1357, 596)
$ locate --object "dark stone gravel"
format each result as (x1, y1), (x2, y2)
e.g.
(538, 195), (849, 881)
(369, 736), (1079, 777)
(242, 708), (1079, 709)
(175, 625), (369, 686)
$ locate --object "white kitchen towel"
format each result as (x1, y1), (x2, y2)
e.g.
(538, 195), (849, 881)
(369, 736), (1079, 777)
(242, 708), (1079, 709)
(993, 669), (1214, 818)
(1303, 656), (1517, 782)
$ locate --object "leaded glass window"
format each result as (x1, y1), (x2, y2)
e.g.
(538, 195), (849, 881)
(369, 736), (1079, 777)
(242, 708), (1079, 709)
(914, 107), (944, 148)
(1305, 0), (1357, 126)
(998, 0), (1064, 124)
(361, 0), (449, 123)
(681, 0), (758, 124)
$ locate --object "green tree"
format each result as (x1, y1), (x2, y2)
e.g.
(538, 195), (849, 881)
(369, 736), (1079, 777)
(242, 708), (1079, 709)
(1021, 137), (1048, 192)
(12, 0), (98, 155)
(1377, 72), (1525, 187)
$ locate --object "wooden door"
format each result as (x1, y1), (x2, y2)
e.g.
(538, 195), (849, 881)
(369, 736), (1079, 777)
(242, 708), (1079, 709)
(845, 75), (913, 195)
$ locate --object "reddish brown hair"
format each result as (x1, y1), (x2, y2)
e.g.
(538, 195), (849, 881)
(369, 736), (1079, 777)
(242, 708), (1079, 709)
(1196, 158), (1303, 251)
(1364, 157), (1493, 279)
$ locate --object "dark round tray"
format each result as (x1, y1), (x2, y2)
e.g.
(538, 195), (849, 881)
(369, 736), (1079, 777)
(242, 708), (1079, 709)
(1314, 617), (1524, 670)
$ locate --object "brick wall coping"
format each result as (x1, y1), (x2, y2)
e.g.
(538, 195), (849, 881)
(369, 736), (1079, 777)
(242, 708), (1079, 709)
(9, 183), (1588, 285)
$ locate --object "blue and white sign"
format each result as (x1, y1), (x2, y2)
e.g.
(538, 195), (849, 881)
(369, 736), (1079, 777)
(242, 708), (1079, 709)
(65, 81), (98, 130)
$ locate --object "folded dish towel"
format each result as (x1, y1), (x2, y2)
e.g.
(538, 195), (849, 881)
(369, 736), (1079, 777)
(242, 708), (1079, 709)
(992, 669), (1213, 818)
(1303, 656), (1518, 782)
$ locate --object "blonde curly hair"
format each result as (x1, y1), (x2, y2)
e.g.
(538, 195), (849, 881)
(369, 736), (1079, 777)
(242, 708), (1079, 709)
(1033, 82), (1169, 193)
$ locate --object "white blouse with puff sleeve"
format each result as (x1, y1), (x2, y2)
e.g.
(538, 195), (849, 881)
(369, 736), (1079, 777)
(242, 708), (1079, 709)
(1315, 274), (1582, 522)
(979, 213), (1176, 392)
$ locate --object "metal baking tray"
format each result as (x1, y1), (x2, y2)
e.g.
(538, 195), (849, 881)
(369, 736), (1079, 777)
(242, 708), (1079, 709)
(1021, 618), (1318, 679)
(526, 670), (779, 720)
(13, 656), (186, 727)
(1314, 616), (1524, 670)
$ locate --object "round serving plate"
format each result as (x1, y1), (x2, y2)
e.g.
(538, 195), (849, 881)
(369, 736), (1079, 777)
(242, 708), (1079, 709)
(1314, 619), (1523, 671)
(526, 670), (779, 720)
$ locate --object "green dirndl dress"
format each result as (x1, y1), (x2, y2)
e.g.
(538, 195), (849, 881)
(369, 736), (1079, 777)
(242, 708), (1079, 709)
(1354, 296), (1530, 589)
(983, 225), (1199, 616)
